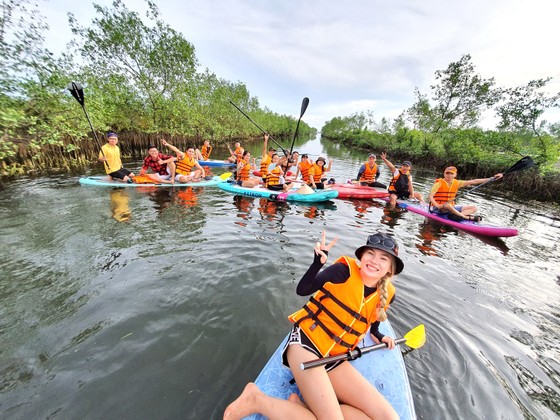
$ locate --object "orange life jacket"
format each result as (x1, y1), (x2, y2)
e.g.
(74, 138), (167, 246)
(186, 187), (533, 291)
(266, 166), (282, 187)
(298, 161), (312, 182)
(309, 163), (324, 184)
(234, 147), (244, 162)
(201, 145), (212, 160)
(359, 162), (378, 183)
(433, 178), (460, 205)
(288, 256), (395, 357)
(388, 170), (410, 194)
(176, 154), (196, 175)
(260, 154), (272, 175)
(237, 159), (251, 181)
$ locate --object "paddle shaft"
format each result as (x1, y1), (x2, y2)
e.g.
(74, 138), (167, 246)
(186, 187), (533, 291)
(301, 337), (406, 370)
(68, 82), (109, 169)
(229, 101), (289, 156)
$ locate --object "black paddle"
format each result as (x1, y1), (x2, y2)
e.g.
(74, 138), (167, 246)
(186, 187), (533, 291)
(67, 82), (109, 171)
(288, 97), (310, 158)
(229, 101), (290, 157)
(453, 156), (534, 201)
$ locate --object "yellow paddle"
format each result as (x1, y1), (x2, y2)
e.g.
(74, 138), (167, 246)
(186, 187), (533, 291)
(219, 172), (233, 180)
(301, 324), (426, 370)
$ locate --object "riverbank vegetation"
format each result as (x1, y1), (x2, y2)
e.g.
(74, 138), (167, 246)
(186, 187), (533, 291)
(0, 0), (314, 176)
(322, 55), (560, 200)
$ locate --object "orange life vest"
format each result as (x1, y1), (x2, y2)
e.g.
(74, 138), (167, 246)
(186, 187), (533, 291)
(388, 170), (410, 194)
(298, 161), (312, 182)
(201, 145), (212, 160)
(234, 147), (244, 162)
(266, 165), (282, 187)
(288, 256), (395, 357)
(359, 162), (378, 183)
(309, 163), (324, 184)
(433, 178), (460, 205)
(237, 158), (251, 181)
(260, 154), (272, 175)
(176, 154), (196, 175)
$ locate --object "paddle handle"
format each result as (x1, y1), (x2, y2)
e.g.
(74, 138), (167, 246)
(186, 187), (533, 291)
(300, 337), (406, 370)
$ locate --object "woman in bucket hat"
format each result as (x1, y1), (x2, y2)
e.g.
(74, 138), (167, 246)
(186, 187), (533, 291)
(225, 231), (403, 420)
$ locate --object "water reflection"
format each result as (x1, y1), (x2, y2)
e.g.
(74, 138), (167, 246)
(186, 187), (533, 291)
(109, 189), (131, 222)
(380, 203), (406, 227)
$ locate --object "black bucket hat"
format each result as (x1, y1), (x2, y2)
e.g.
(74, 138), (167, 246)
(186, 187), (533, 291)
(354, 232), (404, 274)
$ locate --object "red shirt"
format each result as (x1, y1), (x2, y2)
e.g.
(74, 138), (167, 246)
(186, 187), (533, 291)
(142, 153), (173, 175)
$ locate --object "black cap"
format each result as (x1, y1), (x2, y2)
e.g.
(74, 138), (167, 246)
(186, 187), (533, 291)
(354, 232), (404, 274)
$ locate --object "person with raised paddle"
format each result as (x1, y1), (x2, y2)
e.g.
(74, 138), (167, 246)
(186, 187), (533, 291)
(98, 132), (135, 183)
(160, 139), (206, 183)
(224, 231), (405, 420)
(139, 145), (177, 184)
(356, 153), (387, 189)
(428, 166), (503, 222)
(381, 152), (424, 208)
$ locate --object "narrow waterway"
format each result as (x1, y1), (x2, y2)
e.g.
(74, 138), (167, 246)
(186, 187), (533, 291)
(1, 136), (559, 419)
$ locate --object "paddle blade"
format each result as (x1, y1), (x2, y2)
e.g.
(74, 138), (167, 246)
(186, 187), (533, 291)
(67, 82), (85, 106)
(219, 172), (233, 180)
(403, 324), (426, 349)
(299, 97), (310, 118)
(504, 156), (534, 175)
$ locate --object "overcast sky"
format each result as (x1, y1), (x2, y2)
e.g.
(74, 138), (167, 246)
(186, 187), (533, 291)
(42, 0), (560, 129)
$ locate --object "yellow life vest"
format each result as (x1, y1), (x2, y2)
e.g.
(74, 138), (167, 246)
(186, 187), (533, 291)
(433, 178), (459, 205)
(176, 155), (196, 175)
(288, 256), (395, 357)
(260, 154), (272, 175)
(359, 162), (378, 183)
(201, 145), (212, 160)
(266, 166), (281, 187)
(309, 163), (324, 183)
(234, 147), (244, 162)
(237, 159), (251, 181)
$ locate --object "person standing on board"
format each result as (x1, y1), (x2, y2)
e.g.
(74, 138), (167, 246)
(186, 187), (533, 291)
(227, 142), (244, 164)
(224, 231), (403, 420)
(160, 139), (206, 183)
(195, 140), (212, 161)
(356, 153), (386, 188)
(428, 166), (503, 222)
(139, 145), (176, 184)
(381, 152), (424, 208)
(308, 156), (333, 190)
(98, 132), (135, 183)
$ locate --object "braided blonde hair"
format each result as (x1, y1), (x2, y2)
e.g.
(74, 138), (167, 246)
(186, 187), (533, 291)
(375, 260), (396, 321)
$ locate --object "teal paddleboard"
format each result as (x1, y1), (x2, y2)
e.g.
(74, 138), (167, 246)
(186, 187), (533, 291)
(79, 175), (225, 188)
(217, 182), (338, 203)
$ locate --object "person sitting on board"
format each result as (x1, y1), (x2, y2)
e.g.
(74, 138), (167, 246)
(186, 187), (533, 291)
(284, 150), (299, 175)
(381, 152), (424, 208)
(294, 153), (312, 183)
(139, 145), (177, 184)
(259, 134), (275, 183)
(265, 153), (293, 191)
(428, 166), (503, 222)
(356, 153), (387, 189)
(236, 150), (260, 187)
(224, 230), (403, 420)
(226, 142), (244, 164)
(308, 156), (333, 190)
(160, 139), (206, 183)
(195, 140), (212, 161)
(98, 132), (135, 183)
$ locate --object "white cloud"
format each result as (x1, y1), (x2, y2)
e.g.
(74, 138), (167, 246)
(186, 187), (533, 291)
(41, 0), (560, 129)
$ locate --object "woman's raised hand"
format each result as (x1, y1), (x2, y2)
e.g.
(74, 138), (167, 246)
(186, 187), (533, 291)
(314, 230), (339, 264)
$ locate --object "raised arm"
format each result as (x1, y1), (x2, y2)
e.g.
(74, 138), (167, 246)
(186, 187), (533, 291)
(381, 152), (396, 173)
(160, 139), (184, 159)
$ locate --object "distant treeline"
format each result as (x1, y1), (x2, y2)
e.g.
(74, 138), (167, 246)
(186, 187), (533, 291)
(0, 0), (315, 176)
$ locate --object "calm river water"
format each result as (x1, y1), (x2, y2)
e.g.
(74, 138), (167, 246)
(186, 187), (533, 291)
(1, 136), (559, 420)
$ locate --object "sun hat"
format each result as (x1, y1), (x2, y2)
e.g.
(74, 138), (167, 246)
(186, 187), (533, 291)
(354, 232), (404, 274)
(444, 166), (457, 174)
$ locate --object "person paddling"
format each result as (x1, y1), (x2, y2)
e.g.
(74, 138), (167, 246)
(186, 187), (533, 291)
(428, 166), (503, 222)
(224, 231), (404, 420)
(98, 132), (135, 183)
(381, 152), (424, 208)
